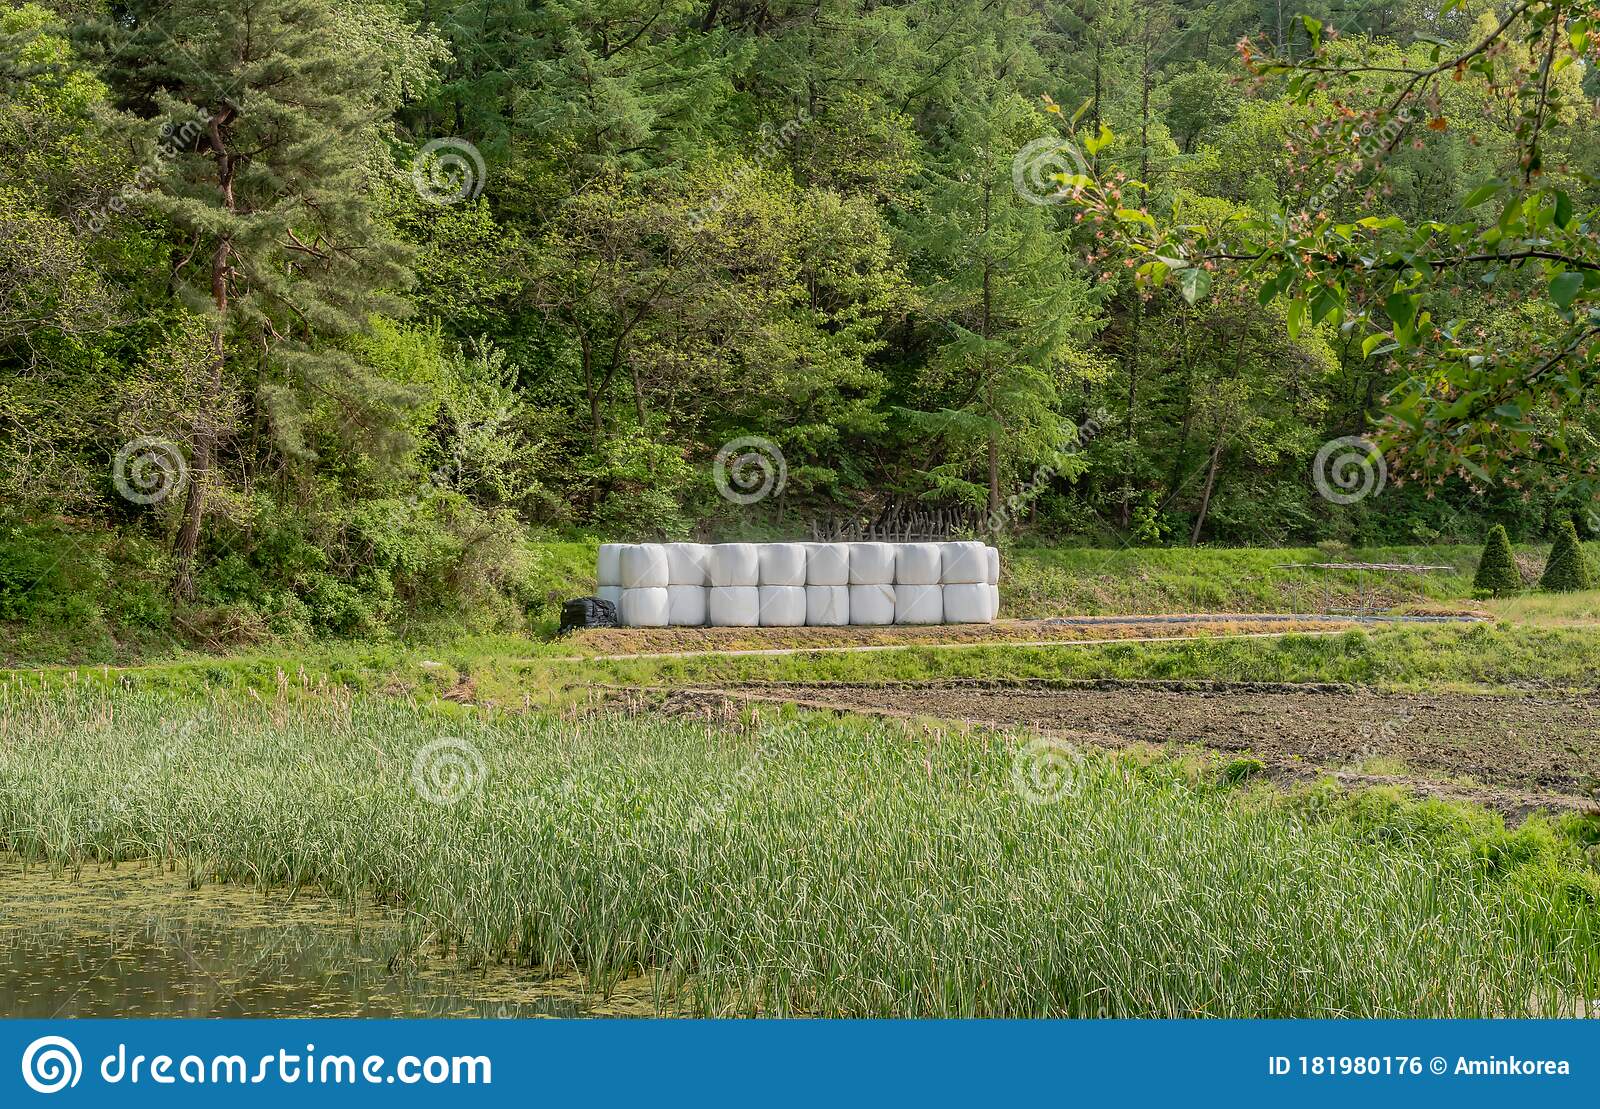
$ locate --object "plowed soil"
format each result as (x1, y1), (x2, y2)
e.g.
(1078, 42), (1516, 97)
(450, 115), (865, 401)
(655, 679), (1600, 817)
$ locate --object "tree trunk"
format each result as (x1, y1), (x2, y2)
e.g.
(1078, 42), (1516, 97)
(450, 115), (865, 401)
(581, 334), (603, 442)
(987, 433), (1001, 525)
(172, 243), (229, 600)
(173, 108), (236, 600)
(1190, 427), (1226, 546)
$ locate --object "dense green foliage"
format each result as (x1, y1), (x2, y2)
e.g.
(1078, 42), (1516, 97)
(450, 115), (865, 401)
(1541, 518), (1595, 592)
(4, 0), (1600, 646)
(4, 685), (1597, 1016)
(1474, 524), (1522, 597)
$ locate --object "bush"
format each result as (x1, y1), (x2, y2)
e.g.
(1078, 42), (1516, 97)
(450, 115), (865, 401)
(1539, 519), (1594, 593)
(1473, 524), (1520, 597)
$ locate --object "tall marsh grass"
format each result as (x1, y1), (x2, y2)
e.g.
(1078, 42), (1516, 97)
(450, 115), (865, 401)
(1, 682), (1596, 1017)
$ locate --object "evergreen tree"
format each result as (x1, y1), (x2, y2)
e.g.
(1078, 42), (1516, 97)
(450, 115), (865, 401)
(903, 86), (1109, 526)
(1539, 519), (1594, 593)
(100, 0), (419, 597)
(1473, 524), (1521, 597)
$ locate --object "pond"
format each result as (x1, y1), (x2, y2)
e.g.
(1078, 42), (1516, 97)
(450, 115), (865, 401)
(0, 857), (658, 1018)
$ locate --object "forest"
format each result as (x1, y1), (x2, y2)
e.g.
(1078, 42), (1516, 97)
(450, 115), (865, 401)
(4, 0), (1600, 644)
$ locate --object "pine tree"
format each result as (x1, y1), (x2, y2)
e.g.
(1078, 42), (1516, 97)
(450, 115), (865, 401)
(1539, 519), (1594, 592)
(903, 83), (1109, 530)
(1473, 524), (1521, 597)
(102, 0), (416, 598)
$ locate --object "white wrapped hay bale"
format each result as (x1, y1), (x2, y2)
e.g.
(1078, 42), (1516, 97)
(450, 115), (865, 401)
(618, 586), (669, 627)
(708, 585), (760, 626)
(597, 543), (627, 587)
(894, 583), (943, 624)
(664, 543), (709, 586)
(596, 585), (622, 611)
(989, 584), (1000, 619)
(666, 585), (707, 626)
(708, 543), (759, 587)
(895, 542), (942, 586)
(941, 541), (988, 584)
(985, 546), (1000, 585)
(620, 543), (668, 588)
(849, 542), (896, 585)
(942, 583), (992, 624)
(807, 542), (850, 586)
(848, 583), (895, 625)
(758, 543), (808, 586)
(757, 585), (806, 626)
(805, 584), (849, 626)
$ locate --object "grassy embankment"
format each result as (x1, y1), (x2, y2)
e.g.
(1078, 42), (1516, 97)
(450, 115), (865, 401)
(7, 532), (1594, 667)
(2, 683), (1597, 1017)
(8, 613), (1600, 705)
(7, 536), (1600, 697)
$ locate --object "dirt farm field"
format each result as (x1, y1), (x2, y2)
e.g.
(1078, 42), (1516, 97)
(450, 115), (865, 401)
(655, 679), (1600, 816)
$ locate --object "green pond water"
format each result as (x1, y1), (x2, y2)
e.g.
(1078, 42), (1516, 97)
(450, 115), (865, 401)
(0, 857), (657, 1017)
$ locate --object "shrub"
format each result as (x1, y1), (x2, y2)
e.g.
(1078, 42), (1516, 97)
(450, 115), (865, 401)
(1539, 519), (1594, 593)
(1473, 524), (1520, 597)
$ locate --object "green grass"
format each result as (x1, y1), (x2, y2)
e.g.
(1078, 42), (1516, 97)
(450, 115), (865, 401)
(8, 533), (1599, 667)
(507, 622), (1600, 699)
(1000, 542), (1490, 616)
(2, 684), (1597, 1017)
(8, 621), (1600, 711)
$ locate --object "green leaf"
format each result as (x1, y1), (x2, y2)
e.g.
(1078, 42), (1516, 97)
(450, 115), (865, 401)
(1287, 297), (1306, 339)
(1178, 266), (1212, 305)
(1461, 182), (1502, 208)
(1550, 271), (1584, 309)
(1384, 292), (1416, 329)
(1553, 190), (1573, 229)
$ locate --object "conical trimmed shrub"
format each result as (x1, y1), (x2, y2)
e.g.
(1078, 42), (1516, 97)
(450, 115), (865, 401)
(1473, 525), (1520, 598)
(1539, 519), (1594, 593)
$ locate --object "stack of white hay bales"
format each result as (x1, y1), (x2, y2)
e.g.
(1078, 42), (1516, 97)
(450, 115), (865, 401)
(595, 541), (1000, 627)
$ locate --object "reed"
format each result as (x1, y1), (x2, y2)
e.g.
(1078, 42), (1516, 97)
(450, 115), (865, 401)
(1, 682), (1595, 1017)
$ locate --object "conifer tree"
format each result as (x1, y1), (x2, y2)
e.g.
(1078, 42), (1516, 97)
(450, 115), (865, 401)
(904, 85), (1108, 527)
(1473, 524), (1520, 597)
(1539, 519), (1594, 593)
(100, 0), (416, 597)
